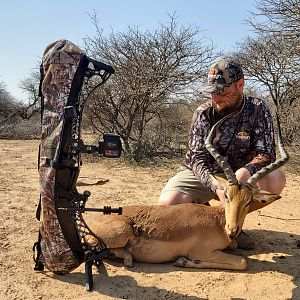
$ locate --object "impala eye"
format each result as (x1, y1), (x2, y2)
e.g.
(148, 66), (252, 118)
(224, 193), (230, 202)
(245, 198), (252, 206)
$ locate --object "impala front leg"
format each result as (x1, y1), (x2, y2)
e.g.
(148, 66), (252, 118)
(174, 250), (247, 271)
(110, 248), (135, 268)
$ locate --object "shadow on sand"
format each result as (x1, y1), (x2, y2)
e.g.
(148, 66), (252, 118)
(51, 265), (203, 300)
(48, 229), (299, 299)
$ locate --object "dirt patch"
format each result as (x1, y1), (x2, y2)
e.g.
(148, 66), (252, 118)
(0, 140), (299, 299)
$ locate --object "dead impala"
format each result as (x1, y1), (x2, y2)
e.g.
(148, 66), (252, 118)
(84, 116), (288, 270)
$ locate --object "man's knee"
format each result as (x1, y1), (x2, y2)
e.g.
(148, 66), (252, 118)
(235, 168), (286, 194)
(257, 169), (286, 194)
(235, 168), (251, 182)
(158, 191), (193, 205)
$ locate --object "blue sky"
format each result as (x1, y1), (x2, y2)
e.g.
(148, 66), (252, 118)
(0, 0), (257, 101)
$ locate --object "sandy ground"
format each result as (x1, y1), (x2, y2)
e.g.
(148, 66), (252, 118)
(0, 139), (299, 300)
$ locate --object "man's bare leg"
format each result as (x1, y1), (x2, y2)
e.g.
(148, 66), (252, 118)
(159, 191), (193, 205)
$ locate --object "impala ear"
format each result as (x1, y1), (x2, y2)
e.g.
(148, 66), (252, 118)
(253, 190), (281, 204)
(209, 174), (228, 189)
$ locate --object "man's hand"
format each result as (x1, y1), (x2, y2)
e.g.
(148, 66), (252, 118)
(216, 188), (226, 206)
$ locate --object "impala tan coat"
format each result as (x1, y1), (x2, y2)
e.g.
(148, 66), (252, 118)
(85, 203), (246, 270)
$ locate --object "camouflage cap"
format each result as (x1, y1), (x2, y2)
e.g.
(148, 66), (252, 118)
(201, 58), (244, 94)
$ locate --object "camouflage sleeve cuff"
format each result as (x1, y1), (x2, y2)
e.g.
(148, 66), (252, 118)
(244, 153), (273, 176)
(207, 174), (224, 193)
(192, 167), (217, 194)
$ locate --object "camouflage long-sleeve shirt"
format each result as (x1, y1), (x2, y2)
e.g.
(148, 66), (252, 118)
(184, 96), (276, 193)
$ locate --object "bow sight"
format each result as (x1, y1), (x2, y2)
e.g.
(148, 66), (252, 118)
(76, 133), (122, 158)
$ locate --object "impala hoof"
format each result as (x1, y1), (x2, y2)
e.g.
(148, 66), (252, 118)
(239, 257), (248, 270)
(124, 259), (135, 268)
(125, 263), (135, 268)
(174, 257), (188, 267)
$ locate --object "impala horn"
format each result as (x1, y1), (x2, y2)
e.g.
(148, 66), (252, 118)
(205, 116), (238, 186)
(246, 112), (289, 186)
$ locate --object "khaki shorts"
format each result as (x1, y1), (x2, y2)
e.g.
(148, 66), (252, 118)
(160, 167), (226, 204)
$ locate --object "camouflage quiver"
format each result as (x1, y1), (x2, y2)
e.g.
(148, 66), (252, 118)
(33, 40), (121, 290)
